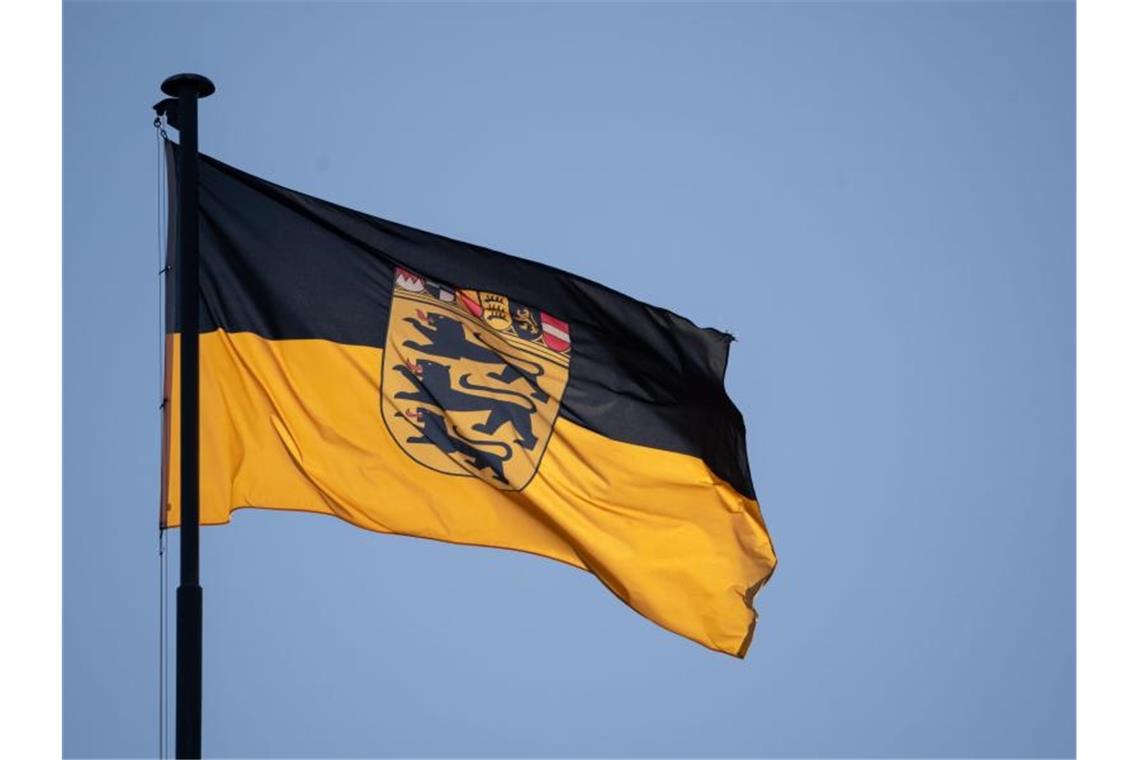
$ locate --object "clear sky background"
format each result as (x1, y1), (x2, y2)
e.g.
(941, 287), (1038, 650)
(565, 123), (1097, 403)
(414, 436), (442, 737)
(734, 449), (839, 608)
(63, 2), (1074, 757)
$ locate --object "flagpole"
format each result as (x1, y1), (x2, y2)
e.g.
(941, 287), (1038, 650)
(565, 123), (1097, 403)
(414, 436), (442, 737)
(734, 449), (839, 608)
(161, 72), (214, 760)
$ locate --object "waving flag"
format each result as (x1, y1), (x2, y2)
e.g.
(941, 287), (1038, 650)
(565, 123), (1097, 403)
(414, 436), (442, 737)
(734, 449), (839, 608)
(161, 142), (776, 656)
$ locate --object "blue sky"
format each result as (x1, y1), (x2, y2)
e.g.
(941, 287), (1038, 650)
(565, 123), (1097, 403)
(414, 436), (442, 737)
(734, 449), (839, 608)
(64, 2), (1074, 757)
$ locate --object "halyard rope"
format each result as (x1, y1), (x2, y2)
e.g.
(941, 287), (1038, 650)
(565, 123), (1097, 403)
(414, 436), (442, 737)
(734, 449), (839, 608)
(155, 118), (169, 760)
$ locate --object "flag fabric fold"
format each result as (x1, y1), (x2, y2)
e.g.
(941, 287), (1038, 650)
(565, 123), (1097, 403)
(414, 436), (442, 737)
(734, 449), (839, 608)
(162, 140), (776, 656)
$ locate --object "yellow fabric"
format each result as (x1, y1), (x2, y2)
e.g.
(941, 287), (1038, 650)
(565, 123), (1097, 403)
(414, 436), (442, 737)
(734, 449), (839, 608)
(164, 330), (777, 656)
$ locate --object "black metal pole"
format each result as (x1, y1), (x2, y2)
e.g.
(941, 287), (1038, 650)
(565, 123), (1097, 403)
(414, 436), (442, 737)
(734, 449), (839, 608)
(162, 72), (214, 760)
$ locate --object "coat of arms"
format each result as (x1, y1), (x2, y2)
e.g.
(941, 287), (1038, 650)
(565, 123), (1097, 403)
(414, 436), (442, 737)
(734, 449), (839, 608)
(380, 267), (571, 490)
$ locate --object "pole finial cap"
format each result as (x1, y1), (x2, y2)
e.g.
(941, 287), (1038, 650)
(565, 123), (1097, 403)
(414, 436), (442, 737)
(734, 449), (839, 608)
(161, 73), (216, 98)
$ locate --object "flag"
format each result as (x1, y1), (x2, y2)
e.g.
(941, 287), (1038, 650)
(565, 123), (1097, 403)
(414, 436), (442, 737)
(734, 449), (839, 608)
(161, 141), (776, 657)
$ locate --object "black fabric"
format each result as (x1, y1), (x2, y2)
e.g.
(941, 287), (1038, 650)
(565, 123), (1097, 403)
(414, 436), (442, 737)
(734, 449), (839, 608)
(167, 140), (756, 499)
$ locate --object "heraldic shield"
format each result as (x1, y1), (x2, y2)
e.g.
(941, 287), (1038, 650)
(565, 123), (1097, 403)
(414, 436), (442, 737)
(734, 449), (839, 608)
(380, 267), (572, 490)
